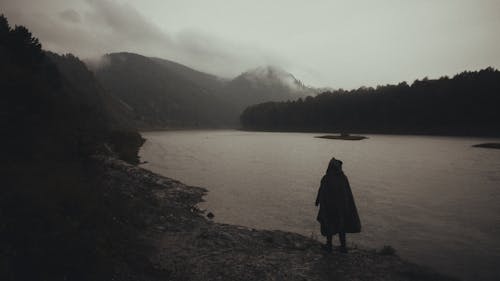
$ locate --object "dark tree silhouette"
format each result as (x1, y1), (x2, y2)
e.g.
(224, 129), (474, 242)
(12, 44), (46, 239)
(1, 15), (145, 281)
(241, 68), (500, 136)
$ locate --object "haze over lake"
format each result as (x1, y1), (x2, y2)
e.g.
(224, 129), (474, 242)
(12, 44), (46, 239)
(140, 130), (500, 281)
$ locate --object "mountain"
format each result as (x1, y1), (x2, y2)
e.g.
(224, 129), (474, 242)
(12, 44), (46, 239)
(91, 52), (236, 128)
(223, 66), (315, 107)
(89, 53), (315, 129)
(150, 57), (227, 94)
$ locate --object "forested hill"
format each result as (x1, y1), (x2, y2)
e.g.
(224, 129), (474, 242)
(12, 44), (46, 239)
(223, 66), (316, 112)
(90, 53), (316, 129)
(92, 52), (237, 128)
(1, 15), (145, 280)
(240, 68), (500, 136)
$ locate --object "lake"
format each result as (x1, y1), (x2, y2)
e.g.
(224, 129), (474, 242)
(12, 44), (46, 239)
(140, 130), (500, 281)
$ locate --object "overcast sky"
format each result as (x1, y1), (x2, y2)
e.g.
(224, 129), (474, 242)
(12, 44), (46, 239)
(2, 0), (500, 88)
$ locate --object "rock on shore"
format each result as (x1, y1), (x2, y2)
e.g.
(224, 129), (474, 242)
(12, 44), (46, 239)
(100, 156), (459, 281)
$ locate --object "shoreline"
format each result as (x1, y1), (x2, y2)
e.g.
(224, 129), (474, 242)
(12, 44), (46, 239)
(100, 156), (460, 281)
(472, 142), (500, 149)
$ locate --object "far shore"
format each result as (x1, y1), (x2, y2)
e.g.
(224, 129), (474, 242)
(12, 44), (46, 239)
(472, 143), (500, 149)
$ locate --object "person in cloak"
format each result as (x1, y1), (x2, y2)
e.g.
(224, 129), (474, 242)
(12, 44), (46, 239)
(315, 157), (361, 253)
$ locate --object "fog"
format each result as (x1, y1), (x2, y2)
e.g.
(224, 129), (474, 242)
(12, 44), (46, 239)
(2, 0), (500, 88)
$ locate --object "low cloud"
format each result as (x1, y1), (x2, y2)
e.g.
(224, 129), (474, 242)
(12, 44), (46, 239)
(5, 0), (497, 88)
(1, 0), (290, 79)
(58, 9), (81, 23)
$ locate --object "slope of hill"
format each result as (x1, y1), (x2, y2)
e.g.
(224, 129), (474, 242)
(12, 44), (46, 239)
(1, 15), (146, 280)
(90, 53), (315, 129)
(151, 56), (227, 94)
(92, 52), (236, 128)
(46, 53), (137, 133)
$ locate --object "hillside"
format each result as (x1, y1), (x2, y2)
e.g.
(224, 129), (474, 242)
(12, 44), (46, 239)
(92, 52), (236, 128)
(1, 15), (145, 280)
(151, 57), (227, 94)
(90, 53), (315, 129)
(47, 52), (136, 133)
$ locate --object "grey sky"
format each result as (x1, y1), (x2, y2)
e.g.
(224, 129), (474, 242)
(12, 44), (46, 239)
(2, 0), (500, 88)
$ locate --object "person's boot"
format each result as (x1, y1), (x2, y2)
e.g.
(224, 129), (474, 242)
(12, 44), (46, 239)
(338, 246), (348, 253)
(322, 242), (333, 253)
(322, 235), (333, 253)
(338, 232), (348, 253)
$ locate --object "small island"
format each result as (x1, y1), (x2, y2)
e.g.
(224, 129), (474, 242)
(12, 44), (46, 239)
(316, 133), (368, 141)
(472, 143), (500, 149)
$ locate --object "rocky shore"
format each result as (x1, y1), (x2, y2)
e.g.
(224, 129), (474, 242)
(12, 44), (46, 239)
(98, 156), (459, 281)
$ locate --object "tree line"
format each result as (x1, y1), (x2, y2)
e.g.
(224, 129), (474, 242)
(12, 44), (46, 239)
(240, 68), (500, 136)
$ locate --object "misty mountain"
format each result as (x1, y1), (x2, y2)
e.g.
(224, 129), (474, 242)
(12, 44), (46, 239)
(223, 66), (315, 108)
(89, 53), (315, 128)
(91, 52), (236, 128)
(150, 57), (227, 94)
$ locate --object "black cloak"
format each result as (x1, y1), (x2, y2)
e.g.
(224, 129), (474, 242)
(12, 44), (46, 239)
(316, 160), (361, 236)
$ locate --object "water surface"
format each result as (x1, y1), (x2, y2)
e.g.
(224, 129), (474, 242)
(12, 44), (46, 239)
(140, 130), (500, 281)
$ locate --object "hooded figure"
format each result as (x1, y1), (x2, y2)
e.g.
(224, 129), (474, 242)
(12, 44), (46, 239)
(315, 157), (361, 253)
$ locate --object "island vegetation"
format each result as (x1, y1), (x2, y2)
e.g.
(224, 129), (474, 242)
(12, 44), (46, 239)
(315, 133), (368, 140)
(472, 143), (500, 149)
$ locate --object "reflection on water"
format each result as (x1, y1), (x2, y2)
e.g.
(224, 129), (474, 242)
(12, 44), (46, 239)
(140, 130), (500, 281)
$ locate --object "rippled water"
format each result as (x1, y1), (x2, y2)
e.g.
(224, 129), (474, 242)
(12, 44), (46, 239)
(140, 130), (500, 281)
